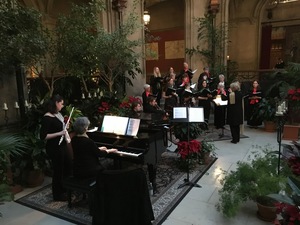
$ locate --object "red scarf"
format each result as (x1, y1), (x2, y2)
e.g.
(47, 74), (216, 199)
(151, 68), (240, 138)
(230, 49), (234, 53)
(217, 89), (226, 96)
(250, 88), (259, 104)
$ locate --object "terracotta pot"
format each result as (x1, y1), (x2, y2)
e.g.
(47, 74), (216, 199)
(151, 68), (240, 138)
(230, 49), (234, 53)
(264, 121), (276, 132)
(201, 152), (211, 165)
(256, 196), (277, 222)
(283, 125), (299, 141)
(22, 169), (45, 188)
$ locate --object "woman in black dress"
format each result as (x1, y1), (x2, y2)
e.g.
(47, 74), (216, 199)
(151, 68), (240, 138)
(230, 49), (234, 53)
(150, 67), (163, 106)
(213, 82), (227, 130)
(222, 82), (243, 144)
(162, 77), (178, 116)
(247, 80), (263, 127)
(40, 94), (72, 201)
(197, 80), (212, 124)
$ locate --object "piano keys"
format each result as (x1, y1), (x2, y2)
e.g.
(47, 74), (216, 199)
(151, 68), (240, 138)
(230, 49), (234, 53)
(88, 128), (166, 194)
(88, 129), (165, 165)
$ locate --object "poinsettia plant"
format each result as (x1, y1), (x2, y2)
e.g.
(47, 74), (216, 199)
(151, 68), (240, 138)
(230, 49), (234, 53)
(97, 96), (142, 117)
(177, 140), (201, 159)
(274, 202), (300, 225)
(287, 88), (300, 109)
(288, 156), (300, 176)
(286, 88), (300, 124)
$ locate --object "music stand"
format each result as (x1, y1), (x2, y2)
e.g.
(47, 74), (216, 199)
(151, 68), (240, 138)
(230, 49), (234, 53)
(173, 107), (204, 189)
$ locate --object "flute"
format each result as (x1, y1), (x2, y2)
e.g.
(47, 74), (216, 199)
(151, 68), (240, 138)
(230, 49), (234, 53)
(58, 107), (74, 145)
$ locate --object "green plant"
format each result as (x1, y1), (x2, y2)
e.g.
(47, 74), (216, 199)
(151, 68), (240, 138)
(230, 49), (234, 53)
(252, 98), (277, 122)
(55, 0), (143, 94)
(0, 0), (48, 73)
(173, 123), (202, 141)
(186, 13), (228, 76)
(20, 129), (49, 171)
(216, 145), (293, 218)
(201, 139), (217, 155)
(0, 133), (27, 216)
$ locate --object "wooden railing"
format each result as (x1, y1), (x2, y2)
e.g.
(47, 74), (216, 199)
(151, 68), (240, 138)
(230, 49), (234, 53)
(231, 69), (285, 82)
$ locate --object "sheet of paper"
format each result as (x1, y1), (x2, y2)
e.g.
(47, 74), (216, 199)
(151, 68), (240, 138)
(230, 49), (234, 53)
(126, 118), (140, 136)
(101, 115), (129, 135)
(188, 107), (204, 122)
(173, 107), (187, 119)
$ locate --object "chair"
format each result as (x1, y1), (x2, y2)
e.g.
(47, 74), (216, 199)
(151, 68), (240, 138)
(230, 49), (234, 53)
(91, 168), (154, 225)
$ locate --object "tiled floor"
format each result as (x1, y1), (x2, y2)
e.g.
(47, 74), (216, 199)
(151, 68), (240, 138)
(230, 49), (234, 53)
(0, 124), (288, 225)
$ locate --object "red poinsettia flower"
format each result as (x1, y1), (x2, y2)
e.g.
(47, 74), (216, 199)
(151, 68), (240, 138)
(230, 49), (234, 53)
(288, 88), (300, 101)
(98, 101), (110, 113)
(177, 140), (201, 159)
(274, 202), (300, 225)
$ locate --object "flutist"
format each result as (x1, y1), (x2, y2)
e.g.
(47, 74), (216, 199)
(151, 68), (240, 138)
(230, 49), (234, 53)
(40, 95), (72, 202)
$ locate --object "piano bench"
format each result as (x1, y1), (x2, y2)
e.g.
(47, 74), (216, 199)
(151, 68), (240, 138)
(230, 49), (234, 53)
(63, 176), (95, 208)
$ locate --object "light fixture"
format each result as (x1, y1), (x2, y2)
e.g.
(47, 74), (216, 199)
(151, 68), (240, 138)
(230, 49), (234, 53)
(143, 10), (150, 25)
(269, 0), (299, 5)
(278, 0), (299, 3)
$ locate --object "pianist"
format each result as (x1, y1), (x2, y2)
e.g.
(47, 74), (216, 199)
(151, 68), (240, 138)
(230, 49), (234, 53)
(71, 117), (117, 179)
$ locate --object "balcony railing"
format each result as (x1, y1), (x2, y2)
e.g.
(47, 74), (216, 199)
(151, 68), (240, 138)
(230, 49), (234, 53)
(230, 69), (285, 82)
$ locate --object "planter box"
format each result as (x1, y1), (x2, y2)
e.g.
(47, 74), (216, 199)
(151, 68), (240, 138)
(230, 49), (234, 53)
(283, 125), (300, 141)
(264, 121), (276, 132)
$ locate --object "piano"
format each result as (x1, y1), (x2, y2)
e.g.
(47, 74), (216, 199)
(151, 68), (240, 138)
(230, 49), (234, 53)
(87, 127), (166, 193)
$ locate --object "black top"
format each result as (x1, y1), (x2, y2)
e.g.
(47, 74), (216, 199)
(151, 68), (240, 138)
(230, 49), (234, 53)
(176, 68), (193, 85)
(223, 91), (243, 125)
(71, 136), (108, 178)
(40, 115), (65, 148)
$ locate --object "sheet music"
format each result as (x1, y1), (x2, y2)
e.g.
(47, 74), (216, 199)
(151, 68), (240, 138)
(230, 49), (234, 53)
(213, 95), (228, 106)
(173, 107), (187, 119)
(188, 107), (204, 122)
(87, 127), (98, 132)
(101, 116), (129, 135)
(126, 118), (140, 136)
(192, 69), (198, 74)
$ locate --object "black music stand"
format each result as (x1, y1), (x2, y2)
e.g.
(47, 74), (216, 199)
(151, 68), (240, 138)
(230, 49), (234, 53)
(173, 107), (204, 189)
(276, 113), (286, 175)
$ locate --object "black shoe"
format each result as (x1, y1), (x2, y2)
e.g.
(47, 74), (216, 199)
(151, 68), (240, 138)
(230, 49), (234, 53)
(231, 140), (237, 144)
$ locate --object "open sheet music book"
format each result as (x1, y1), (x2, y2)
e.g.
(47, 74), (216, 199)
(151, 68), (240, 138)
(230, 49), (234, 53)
(166, 87), (177, 96)
(100, 115), (140, 136)
(173, 107), (204, 122)
(213, 95), (228, 106)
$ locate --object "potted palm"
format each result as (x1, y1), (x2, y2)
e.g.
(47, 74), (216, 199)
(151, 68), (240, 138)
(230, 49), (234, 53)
(252, 98), (277, 132)
(216, 145), (293, 220)
(0, 133), (27, 216)
(18, 129), (49, 187)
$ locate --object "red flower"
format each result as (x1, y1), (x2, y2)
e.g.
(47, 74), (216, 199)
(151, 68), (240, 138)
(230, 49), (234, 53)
(64, 116), (69, 123)
(275, 202), (300, 224)
(177, 140), (201, 159)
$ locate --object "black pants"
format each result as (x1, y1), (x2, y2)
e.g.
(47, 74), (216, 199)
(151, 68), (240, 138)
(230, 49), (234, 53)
(230, 125), (240, 143)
